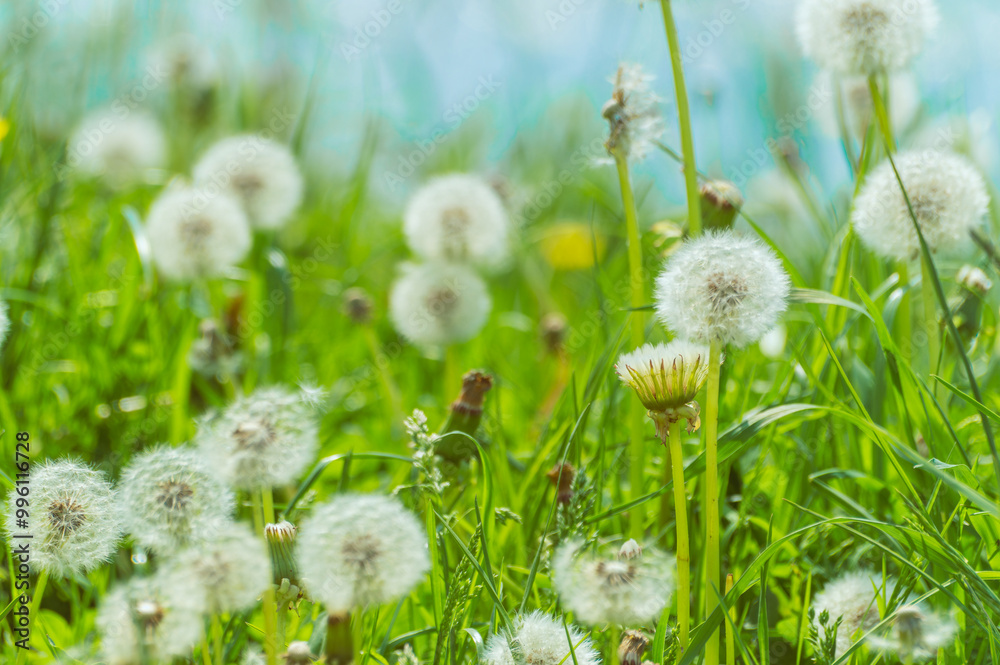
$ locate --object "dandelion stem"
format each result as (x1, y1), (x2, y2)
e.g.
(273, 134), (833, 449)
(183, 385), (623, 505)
(725, 574), (735, 665)
(353, 609), (366, 665)
(364, 326), (404, 430)
(703, 339), (723, 665)
(613, 152), (647, 541)
(666, 418), (690, 652)
(17, 570), (49, 665)
(262, 490), (280, 665)
(659, 0), (701, 236)
(211, 614), (223, 665)
(921, 254), (940, 390)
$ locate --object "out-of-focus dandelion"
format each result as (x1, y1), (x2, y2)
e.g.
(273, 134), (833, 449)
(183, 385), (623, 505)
(868, 603), (956, 662)
(196, 386), (320, 491)
(538, 221), (606, 271)
(699, 180), (743, 231)
(654, 230), (791, 349)
(187, 318), (242, 378)
(193, 135), (304, 230)
(283, 641), (317, 665)
(852, 150), (989, 262)
(602, 63), (664, 163)
(815, 70), (920, 140)
(68, 108), (167, 188)
(97, 569), (205, 665)
(118, 445), (235, 554)
(389, 262), (491, 346)
(171, 522), (271, 614)
(552, 538), (674, 626)
(481, 611), (600, 665)
(5, 459), (122, 578)
(147, 33), (219, 91)
(146, 184), (252, 281)
(812, 571), (894, 658)
(796, 0), (938, 75)
(297, 493), (428, 613)
(404, 173), (511, 272)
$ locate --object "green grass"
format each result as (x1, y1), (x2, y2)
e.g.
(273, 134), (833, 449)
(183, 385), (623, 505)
(2, 6), (1000, 665)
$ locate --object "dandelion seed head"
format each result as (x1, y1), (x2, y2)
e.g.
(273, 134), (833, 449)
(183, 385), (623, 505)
(957, 265), (991, 295)
(812, 571), (894, 657)
(615, 341), (713, 412)
(654, 231), (790, 348)
(298, 493), (428, 613)
(5, 459), (121, 577)
(171, 522), (271, 614)
(552, 539), (674, 626)
(404, 173), (512, 272)
(148, 33), (219, 90)
(796, 0), (938, 75)
(69, 109), (167, 187)
(852, 150), (989, 261)
(867, 603), (956, 661)
(482, 611), (600, 665)
(390, 262), (491, 346)
(193, 135), (303, 230)
(603, 63), (664, 163)
(98, 569), (205, 665)
(196, 386), (320, 491)
(118, 445), (235, 555)
(146, 184), (251, 281)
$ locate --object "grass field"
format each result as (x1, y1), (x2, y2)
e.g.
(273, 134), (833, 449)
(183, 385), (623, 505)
(1, 1), (1000, 664)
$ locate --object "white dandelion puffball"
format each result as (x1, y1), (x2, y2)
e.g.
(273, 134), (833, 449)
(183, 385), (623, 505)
(68, 108), (167, 187)
(171, 522), (271, 614)
(4, 459), (122, 577)
(193, 135), (304, 230)
(615, 340), (713, 412)
(147, 33), (219, 91)
(196, 386), (320, 491)
(146, 185), (252, 281)
(654, 231), (791, 348)
(390, 262), (491, 346)
(298, 493), (429, 613)
(868, 603), (957, 662)
(552, 539), (674, 626)
(481, 611), (601, 665)
(404, 174), (512, 272)
(603, 63), (664, 163)
(795, 0), (938, 75)
(814, 70), (920, 140)
(812, 571), (894, 657)
(118, 445), (235, 554)
(98, 569), (205, 665)
(852, 150), (989, 262)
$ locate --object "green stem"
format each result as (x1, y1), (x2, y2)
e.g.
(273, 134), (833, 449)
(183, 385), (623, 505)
(354, 609), (366, 665)
(211, 615), (223, 665)
(444, 345), (460, 405)
(614, 152), (647, 541)
(725, 574), (735, 665)
(703, 340), (723, 665)
(921, 255), (940, 390)
(364, 326), (404, 429)
(17, 570), (49, 665)
(659, 0), (701, 236)
(666, 419), (690, 652)
(261, 489), (279, 665)
(200, 634), (212, 665)
(609, 625), (622, 665)
(897, 261), (912, 361)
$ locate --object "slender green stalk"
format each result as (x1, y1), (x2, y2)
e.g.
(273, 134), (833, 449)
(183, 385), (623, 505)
(665, 419), (690, 652)
(609, 625), (622, 665)
(703, 340), (723, 665)
(200, 634), (212, 665)
(896, 261), (912, 360)
(354, 609), (366, 665)
(921, 254), (940, 388)
(17, 570), (49, 665)
(614, 152), (647, 540)
(444, 345), (460, 405)
(211, 615), (223, 665)
(261, 490), (279, 665)
(363, 326), (404, 428)
(659, 0), (701, 236)
(725, 574), (735, 665)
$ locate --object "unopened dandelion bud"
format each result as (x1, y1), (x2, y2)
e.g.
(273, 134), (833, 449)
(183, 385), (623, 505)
(545, 463), (575, 505)
(436, 371), (493, 462)
(618, 630), (650, 665)
(283, 641), (315, 665)
(618, 538), (643, 561)
(699, 180), (743, 231)
(342, 287), (373, 325)
(265, 521), (301, 590)
(540, 312), (568, 354)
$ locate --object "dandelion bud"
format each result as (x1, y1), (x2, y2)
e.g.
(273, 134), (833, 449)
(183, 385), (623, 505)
(146, 184), (252, 281)
(553, 539), (674, 626)
(618, 630), (650, 665)
(283, 641), (316, 665)
(342, 287), (373, 325)
(539, 312), (568, 354)
(404, 173), (512, 272)
(390, 262), (491, 347)
(265, 520), (303, 603)
(699, 180), (743, 231)
(852, 150), (989, 261)
(616, 341), (713, 432)
(193, 135), (304, 230)
(437, 371), (493, 462)
(654, 230), (791, 348)
(5, 459), (122, 577)
(618, 538), (643, 561)
(545, 463), (575, 505)
(796, 0), (939, 75)
(603, 64), (664, 163)
(482, 611), (600, 665)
